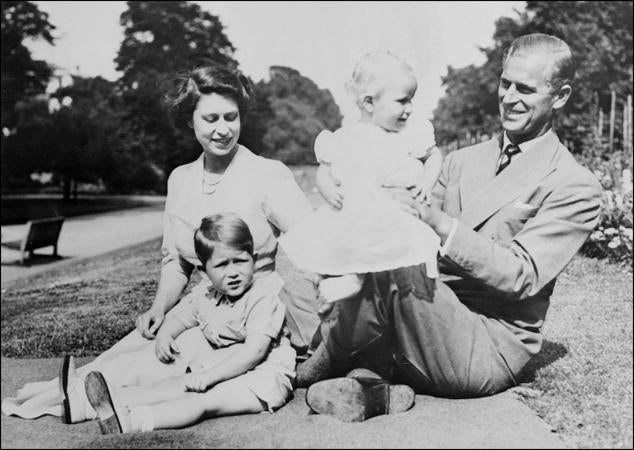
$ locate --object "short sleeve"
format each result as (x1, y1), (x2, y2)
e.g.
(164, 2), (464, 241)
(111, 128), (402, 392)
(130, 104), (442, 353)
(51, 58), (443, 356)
(170, 292), (202, 329)
(407, 116), (437, 160)
(263, 162), (313, 233)
(314, 130), (336, 164)
(244, 292), (286, 339)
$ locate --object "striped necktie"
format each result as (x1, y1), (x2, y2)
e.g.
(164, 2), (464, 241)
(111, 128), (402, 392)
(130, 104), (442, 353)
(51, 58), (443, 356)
(496, 143), (522, 175)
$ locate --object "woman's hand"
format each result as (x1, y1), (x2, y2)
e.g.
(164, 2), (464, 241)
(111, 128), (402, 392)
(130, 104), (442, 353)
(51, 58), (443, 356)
(154, 334), (180, 363)
(136, 308), (165, 339)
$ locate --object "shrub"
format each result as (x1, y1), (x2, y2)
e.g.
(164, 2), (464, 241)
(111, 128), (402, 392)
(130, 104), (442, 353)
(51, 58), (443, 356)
(581, 167), (633, 265)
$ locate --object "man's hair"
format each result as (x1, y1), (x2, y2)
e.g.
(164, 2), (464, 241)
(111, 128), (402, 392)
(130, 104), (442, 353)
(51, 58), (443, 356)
(164, 62), (253, 130)
(503, 33), (576, 91)
(346, 51), (415, 107)
(193, 213), (254, 265)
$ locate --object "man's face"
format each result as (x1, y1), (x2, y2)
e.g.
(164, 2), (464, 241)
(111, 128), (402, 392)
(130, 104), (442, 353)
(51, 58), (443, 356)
(498, 52), (569, 143)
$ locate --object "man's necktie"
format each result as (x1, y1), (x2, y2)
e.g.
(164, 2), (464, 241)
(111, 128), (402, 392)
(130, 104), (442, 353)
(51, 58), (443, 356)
(496, 143), (522, 175)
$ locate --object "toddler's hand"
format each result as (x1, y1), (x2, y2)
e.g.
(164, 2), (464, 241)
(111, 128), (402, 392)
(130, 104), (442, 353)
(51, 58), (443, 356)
(316, 165), (344, 210)
(184, 372), (212, 393)
(155, 335), (180, 364)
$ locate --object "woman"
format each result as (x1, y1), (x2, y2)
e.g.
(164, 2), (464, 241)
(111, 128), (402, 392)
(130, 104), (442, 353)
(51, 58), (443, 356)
(2, 63), (321, 423)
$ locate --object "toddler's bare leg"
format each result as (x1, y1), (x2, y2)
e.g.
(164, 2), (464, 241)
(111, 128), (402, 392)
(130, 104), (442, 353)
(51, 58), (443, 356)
(318, 274), (364, 303)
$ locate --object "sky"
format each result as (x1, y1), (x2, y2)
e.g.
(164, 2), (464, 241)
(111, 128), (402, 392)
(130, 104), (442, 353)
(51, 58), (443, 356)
(27, 1), (525, 123)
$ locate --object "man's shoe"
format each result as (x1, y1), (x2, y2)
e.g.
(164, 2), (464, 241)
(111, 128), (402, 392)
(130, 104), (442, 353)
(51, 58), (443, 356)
(306, 377), (415, 422)
(346, 367), (382, 381)
(84, 371), (131, 434)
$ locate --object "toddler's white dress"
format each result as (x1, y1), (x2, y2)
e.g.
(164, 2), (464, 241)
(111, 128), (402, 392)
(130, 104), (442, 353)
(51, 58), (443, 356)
(279, 118), (440, 277)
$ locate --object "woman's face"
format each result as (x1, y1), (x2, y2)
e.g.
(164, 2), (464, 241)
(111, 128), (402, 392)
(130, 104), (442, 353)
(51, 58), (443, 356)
(191, 93), (241, 159)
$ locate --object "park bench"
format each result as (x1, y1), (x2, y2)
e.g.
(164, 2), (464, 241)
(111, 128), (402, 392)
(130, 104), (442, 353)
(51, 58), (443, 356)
(1, 216), (65, 264)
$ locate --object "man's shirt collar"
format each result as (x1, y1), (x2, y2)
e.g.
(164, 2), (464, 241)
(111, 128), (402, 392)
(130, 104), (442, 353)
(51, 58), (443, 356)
(503, 129), (555, 154)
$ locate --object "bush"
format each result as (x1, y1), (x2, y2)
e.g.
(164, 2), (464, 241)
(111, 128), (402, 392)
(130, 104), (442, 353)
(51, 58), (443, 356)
(573, 131), (633, 265)
(580, 151), (633, 265)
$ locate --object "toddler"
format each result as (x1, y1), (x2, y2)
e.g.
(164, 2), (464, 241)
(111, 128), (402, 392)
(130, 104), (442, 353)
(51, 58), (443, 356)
(279, 51), (443, 303)
(80, 213), (295, 433)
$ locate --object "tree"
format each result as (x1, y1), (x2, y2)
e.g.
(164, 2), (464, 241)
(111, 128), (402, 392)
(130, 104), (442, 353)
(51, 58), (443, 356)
(432, 1), (633, 156)
(3, 76), (121, 199)
(1, 1), (54, 131)
(251, 66), (343, 165)
(114, 1), (239, 187)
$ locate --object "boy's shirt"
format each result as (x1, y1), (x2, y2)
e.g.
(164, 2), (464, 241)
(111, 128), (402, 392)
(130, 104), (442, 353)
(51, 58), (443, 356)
(172, 275), (286, 348)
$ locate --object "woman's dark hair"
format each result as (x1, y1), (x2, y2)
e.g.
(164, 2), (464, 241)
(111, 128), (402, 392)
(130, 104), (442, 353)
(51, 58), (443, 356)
(193, 213), (254, 265)
(164, 62), (254, 130)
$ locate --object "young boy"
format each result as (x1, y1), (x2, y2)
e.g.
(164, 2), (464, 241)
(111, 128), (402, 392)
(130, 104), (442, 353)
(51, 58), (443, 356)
(85, 213), (295, 433)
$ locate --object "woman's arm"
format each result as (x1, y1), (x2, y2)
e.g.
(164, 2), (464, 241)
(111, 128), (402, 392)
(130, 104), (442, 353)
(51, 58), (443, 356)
(136, 171), (193, 338)
(184, 335), (272, 392)
(136, 259), (190, 339)
(264, 162), (313, 233)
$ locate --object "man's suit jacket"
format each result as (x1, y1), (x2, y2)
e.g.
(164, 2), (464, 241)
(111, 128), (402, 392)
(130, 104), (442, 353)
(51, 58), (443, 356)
(433, 131), (602, 373)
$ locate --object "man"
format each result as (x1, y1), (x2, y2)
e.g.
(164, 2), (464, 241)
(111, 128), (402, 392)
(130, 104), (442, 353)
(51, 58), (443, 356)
(296, 33), (602, 421)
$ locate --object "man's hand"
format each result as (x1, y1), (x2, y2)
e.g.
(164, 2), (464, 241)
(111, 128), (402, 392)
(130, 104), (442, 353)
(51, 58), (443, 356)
(382, 180), (453, 241)
(382, 181), (422, 218)
(184, 371), (213, 393)
(154, 334), (180, 363)
(417, 180), (436, 207)
(136, 308), (165, 339)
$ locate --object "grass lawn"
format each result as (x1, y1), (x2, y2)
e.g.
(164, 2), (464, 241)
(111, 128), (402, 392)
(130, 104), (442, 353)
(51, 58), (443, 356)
(1, 240), (632, 449)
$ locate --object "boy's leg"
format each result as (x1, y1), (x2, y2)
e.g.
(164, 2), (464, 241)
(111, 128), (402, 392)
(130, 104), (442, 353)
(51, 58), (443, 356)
(103, 376), (264, 431)
(151, 378), (264, 429)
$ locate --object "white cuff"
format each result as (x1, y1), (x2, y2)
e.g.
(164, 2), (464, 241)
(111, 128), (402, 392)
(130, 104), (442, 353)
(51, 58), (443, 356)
(439, 218), (459, 257)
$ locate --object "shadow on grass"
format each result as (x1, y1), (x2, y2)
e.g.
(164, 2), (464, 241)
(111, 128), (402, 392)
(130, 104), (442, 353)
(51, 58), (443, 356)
(518, 339), (568, 383)
(0, 253), (66, 267)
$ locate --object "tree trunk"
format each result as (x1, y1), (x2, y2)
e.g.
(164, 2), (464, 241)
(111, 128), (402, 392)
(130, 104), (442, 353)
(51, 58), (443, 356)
(72, 178), (78, 200)
(62, 174), (71, 201)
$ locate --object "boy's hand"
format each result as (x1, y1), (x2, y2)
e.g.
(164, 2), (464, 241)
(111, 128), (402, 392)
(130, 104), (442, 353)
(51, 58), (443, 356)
(184, 371), (213, 392)
(155, 335), (180, 363)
